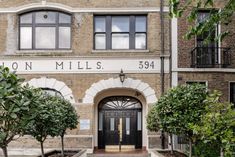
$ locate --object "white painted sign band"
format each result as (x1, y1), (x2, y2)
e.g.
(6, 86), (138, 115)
(0, 58), (169, 74)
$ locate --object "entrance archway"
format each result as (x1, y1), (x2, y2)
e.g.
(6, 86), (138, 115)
(98, 96), (142, 149)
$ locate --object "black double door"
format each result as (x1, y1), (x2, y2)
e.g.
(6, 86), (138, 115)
(98, 109), (142, 149)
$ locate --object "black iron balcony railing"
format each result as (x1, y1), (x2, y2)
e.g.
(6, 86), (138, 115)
(191, 47), (231, 68)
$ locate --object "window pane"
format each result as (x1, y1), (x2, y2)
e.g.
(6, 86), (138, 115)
(135, 33), (146, 49)
(59, 13), (71, 23)
(95, 17), (106, 32)
(98, 112), (103, 131)
(35, 27), (56, 49)
(126, 118), (130, 135)
(59, 27), (71, 49)
(112, 34), (129, 49)
(35, 12), (56, 23)
(198, 12), (210, 23)
(112, 17), (129, 32)
(42, 89), (63, 97)
(110, 118), (115, 131)
(137, 112), (142, 131)
(136, 16), (146, 32)
(95, 34), (106, 49)
(20, 27), (32, 49)
(20, 13), (32, 23)
(186, 81), (206, 86)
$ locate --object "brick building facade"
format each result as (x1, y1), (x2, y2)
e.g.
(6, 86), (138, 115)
(0, 0), (234, 156)
(0, 0), (171, 155)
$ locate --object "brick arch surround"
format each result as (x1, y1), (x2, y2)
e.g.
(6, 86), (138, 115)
(83, 77), (157, 104)
(24, 77), (75, 103)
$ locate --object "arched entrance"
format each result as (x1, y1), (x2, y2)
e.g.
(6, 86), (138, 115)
(98, 96), (142, 149)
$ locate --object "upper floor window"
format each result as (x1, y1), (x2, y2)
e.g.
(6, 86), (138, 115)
(197, 10), (218, 48)
(190, 10), (232, 68)
(19, 11), (71, 50)
(94, 15), (147, 50)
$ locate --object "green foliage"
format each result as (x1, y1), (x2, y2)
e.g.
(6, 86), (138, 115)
(190, 90), (235, 156)
(147, 84), (207, 157)
(147, 105), (160, 132)
(0, 66), (39, 157)
(0, 67), (27, 145)
(155, 84), (207, 140)
(24, 93), (64, 142)
(24, 91), (78, 156)
(169, 0), (235, 42)
(192, 140), (220, 157)
(56, 97), (78, 136)
(0, 66), (78, 157)
(55, 97), (78, 157)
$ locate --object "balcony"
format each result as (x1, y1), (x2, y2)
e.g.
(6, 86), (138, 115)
(191, 47), (231, 68)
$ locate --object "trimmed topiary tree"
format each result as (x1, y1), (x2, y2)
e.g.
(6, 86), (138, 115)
(147, 84), (207, 157)
(0, 66), (38, 157)
(24, 93), (65, 157)
(56, 97), (78, 157)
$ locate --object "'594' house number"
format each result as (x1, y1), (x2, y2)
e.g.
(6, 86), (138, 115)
(139, 61), (155, 69)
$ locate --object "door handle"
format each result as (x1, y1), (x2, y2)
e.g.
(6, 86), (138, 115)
(119, 118), (122, 142)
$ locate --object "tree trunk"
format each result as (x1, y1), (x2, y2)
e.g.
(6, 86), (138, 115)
(220, 147), (224, 157)
(189, 139), (192, 157)
(170, 134), (174, 155)
(40, 141), (45, 157)
(61, 134), (65, 157)
(1, 146), (8, 157)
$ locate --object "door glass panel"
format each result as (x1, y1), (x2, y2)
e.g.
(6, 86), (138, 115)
(110, 118), (115, 131)
(137, 112), (142, 131)
(126, 117), (130, 135)
(98, 112), (103, 131)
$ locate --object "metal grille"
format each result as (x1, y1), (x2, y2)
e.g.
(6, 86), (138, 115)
(99, 96), (142, 109)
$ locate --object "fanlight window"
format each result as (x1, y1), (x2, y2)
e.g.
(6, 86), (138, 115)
(99, 96), (142, 110)
(19, 11), (71, 50)
(41, 88), (63, 98)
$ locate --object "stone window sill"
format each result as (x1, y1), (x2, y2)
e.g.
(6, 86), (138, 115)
(14, 50), (73, 55)
(91, 49), (150, 53)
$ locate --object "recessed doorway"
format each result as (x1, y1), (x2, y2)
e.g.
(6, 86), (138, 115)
(98, 96), (142, 150)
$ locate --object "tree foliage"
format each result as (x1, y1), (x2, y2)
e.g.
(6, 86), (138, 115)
(147, 84), (207, 156)
(56, 97), (78, 157)
(0, 66), (37, 157)
(169, 0), (235, 42)
(24, 92), (78, 157)
(24, 93), (63, 157)
(147, 105), (160, 132)
(190, 90), (235, 156)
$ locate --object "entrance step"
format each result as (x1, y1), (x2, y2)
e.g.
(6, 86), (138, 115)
(105, 145), (135, 152)
(91, 149), (149, 157)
